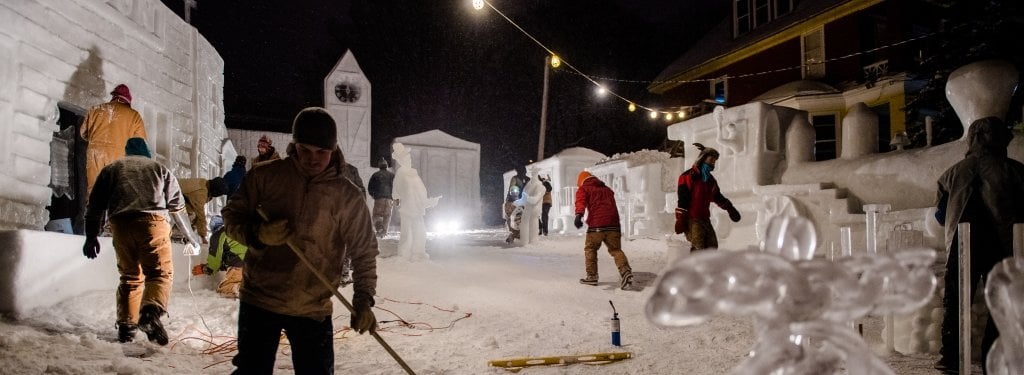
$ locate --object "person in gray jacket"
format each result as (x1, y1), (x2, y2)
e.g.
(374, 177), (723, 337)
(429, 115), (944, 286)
(222, 107), (379, 374)
(934, 117), (1024, 374)
(82, 137), (199, 345)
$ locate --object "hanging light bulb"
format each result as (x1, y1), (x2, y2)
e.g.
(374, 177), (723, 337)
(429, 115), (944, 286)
(628, 103), (636, 112)
(649, 110), (658, 119)
(550, 55), (561, 68)
(665, 112), (674, 121)
(596, 85), (607, 96)
(679, 110), (687, 119)
(472, 0), (484, 10)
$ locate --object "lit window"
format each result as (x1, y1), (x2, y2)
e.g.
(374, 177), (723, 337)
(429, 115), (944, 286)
(711, 77), (728, 104)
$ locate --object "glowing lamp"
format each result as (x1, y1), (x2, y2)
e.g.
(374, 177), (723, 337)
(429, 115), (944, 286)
(665, 112), (674, 121)
(472, 0), (484, 10)
(550, 55), (561, 68)
(628, 103), (636, 112)
(649, 111), (658, 119)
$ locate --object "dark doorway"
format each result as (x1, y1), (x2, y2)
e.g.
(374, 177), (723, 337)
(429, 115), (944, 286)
(48, 104), (87, 234)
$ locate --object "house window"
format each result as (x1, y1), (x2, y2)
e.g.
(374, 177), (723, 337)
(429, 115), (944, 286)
(711, 77), (728, 104)
(734, 0), (798, 37)
(811, 113), (837, 161)
(801, 28), (825, 78)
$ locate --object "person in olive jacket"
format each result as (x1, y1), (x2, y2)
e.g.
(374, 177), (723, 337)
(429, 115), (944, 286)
(222, 107), (379, 373)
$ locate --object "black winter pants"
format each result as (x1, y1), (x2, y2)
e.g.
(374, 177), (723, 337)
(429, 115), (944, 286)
(232, 301), (335, 375)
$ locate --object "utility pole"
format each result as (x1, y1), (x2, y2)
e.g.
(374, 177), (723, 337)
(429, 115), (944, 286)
(538, 55), (550, 162)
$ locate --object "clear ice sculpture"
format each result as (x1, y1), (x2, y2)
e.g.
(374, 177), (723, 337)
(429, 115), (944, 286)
(983, 225), (1024, 375)
(646, 215), (937, 375)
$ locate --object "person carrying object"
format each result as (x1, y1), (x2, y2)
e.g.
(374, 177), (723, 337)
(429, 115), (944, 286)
(221, 107), (379, 373)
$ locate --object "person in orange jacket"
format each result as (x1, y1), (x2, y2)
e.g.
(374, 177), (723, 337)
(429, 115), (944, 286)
(80, 84), (147, 196)
(674, 143), (741, 251)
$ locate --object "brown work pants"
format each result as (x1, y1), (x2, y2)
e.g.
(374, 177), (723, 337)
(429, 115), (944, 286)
(685, 218), (718, 251)
(372, 198), (394, 237)
(110, 213), (173, 325)
(582, 231), (632, 278)
(217, 266), (242, 298)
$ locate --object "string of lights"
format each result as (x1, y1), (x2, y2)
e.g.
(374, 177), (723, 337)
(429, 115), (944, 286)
(473, 0), (936, 121)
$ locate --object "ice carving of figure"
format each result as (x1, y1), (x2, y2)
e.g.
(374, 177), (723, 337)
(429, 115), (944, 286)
(984, 255), (1024, 375)
(392, 143), (440, 260)
(520, 167), (546, 244)
(647, 215), (937, 375)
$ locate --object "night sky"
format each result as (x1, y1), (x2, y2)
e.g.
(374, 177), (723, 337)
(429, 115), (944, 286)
(159, 0), (725, 224)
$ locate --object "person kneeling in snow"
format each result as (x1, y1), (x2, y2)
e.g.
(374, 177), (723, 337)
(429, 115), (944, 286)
(574, 171), (633, 289)
(192, 219), (247, 298)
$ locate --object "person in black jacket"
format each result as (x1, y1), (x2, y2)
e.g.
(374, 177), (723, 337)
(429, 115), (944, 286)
(367, 157), (395, 238)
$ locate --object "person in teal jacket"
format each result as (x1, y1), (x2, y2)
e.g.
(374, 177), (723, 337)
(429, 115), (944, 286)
(193, 219), (247, 298)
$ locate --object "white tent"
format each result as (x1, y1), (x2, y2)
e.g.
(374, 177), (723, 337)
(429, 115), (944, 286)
(393, 130), (481, 229)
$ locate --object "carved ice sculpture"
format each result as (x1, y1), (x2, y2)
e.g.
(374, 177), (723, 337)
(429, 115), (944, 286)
(646, 215), (937, 375)
(984, 254), (1024, 375)
(520, 167), (545, 245)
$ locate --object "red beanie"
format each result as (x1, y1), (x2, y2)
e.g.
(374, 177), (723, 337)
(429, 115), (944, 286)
(110, 84), (132, 104)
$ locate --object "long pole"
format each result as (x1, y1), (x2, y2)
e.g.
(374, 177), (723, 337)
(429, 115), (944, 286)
(958, 222), (971, 375)
(538, 55), (550, 162)
(257, 209), (415, 375)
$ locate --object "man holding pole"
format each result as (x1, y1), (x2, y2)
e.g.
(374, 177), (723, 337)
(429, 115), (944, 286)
(222, 107), (379, 373)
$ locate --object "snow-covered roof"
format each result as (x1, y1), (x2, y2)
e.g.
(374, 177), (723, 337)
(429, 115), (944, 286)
(750, 80), (840, 103)
(394, 129), (480, 151)
(553, 147), (605, 159)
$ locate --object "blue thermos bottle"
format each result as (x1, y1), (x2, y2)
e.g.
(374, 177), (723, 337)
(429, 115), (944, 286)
(609, 300), (621, 346)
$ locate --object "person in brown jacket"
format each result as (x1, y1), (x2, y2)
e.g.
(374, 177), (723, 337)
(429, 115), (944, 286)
(222, 107), (379, 373)
(80, 84), (147, 196)
(177, 177), (229, 243)
(251, 135), (281, 169)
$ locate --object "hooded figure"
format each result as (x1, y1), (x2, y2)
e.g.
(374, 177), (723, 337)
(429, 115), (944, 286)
(674, 143), (741, 251)
(80, 84), (148, 196)
(223, 156), (247, 197)
(934, 116), (1024, 373)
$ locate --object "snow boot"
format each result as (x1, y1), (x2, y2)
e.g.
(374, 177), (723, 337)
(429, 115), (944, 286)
(579, 275), (599, 285)
(138, 305), (169, 346)
(620, 271), (634, 290)
(117, 323), (138, 343)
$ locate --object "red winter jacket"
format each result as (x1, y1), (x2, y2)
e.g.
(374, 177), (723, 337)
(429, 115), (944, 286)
(575, 176), (620, 229)
(677, 166), (733, 219)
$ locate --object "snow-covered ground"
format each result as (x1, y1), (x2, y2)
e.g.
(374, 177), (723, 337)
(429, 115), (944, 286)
(0, 228), (947, 374)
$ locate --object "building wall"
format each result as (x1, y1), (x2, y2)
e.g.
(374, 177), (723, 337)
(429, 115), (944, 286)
(0, 0), (226, 230)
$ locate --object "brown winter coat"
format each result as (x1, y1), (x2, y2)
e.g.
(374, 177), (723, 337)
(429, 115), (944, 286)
(80, 100), (147, 195)
(222, 148), (378, 319)
(178, 178), (212, 238)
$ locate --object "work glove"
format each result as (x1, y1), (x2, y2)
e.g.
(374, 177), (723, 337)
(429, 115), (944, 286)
(83, 236), (100, 259)
(350, 295), (378, 334)
(727, 206), (742, 223)
(192, 264), (213, 276)
(674, 208), (689, 235)
(573, 214), (584, 229)
(257, 219), (291, 246)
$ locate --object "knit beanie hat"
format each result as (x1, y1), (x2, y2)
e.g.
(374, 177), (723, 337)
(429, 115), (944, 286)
(576, 170), (594, 187)
(111, 84), (132, 104)
(292, 107), (337, 150)
(208, 177), (229, 198)
(378, 157), (389, 169)
(124, 137), (151, 158)
(258, 135), (272, 148)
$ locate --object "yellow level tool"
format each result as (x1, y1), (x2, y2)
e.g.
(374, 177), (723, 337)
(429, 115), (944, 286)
(488, 352), (632, 372)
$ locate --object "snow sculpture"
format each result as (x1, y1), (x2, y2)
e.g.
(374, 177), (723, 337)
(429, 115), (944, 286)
(840, 102), (878, 159)
(392, 143), (440, 260)
(520, 167), (545, 244)
(984, 252), (1024, 375)
(945, 59), (1019, 135)
(785, 115), (814, 165)
(646, 215), (937, 375)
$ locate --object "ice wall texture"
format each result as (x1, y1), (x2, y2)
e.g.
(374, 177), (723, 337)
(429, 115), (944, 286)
(647, 215), (938, 375)
(0, 0), (226, 230)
